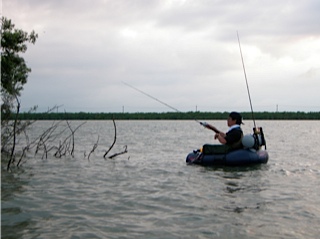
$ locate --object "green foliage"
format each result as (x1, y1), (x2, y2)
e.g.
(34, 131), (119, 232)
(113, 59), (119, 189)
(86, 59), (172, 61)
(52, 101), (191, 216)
(16, 111), (320, 120)
(1, 17), (38, 121)
(1, 17), (38, 156)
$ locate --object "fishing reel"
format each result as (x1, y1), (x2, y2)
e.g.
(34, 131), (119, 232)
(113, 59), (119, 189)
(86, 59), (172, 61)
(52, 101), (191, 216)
(242, 127), (267, 150)
(253, 127), (267, 150)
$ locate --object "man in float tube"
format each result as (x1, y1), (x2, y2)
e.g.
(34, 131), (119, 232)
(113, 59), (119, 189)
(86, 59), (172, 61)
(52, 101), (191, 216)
(201, 112), (244, 150)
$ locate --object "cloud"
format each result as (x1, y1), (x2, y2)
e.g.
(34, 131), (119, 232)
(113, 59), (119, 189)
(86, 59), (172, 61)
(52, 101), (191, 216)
(3, 0), (320, 112)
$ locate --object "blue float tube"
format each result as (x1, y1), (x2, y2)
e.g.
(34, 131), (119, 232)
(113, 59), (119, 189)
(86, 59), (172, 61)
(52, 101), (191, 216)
(186, 148), (269, 166)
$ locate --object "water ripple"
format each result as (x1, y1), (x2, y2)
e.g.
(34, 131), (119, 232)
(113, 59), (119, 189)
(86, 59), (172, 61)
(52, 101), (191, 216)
(2, 121), (320, 238)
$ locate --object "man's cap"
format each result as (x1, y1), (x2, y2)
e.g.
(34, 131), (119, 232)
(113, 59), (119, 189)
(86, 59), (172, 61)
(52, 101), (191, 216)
(229, 111), (244, 125)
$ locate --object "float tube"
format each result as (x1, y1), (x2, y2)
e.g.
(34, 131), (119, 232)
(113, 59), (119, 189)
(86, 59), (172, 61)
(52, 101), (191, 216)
(186, 146), (268, 166)
(186, 128), (269, 166)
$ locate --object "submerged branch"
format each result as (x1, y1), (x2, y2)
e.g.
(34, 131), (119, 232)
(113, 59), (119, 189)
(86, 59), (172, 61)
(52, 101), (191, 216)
(108, 145), (128, 159)
(88, 136), (99, 160)
(7, 96), (21, 171)
(103, 117), (117, 159)
(6, 115), (129, 168)
(65, 117), (86, 157)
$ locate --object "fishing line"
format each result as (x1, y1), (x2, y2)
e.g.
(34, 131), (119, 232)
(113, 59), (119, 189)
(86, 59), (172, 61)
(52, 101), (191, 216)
(237, 31), (257, 129)
(122, 81), (182, 113)
(122, 81), (201, 124)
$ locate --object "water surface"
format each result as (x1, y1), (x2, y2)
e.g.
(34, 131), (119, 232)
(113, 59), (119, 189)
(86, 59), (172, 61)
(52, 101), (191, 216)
(2, 120), (320, 238)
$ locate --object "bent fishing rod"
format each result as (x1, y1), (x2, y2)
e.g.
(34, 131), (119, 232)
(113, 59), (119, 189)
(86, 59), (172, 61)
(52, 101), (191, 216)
(237, 31), (257, 129)
(122, 81), (221, 133)
(122, 81), (182, 113)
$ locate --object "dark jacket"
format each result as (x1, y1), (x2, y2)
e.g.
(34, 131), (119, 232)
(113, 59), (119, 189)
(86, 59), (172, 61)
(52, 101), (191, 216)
(225, 126), (243, 149)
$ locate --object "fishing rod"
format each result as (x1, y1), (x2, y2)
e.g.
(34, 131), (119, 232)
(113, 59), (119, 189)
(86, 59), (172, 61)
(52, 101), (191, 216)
(122, 81), (182, 113)
(122, 81), (221, 133)
(237, 32), (267, 149)
(237, 31), (257, 129)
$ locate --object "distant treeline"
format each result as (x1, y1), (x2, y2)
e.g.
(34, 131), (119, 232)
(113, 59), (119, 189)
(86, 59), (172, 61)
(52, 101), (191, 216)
(17, 111), (320, 120)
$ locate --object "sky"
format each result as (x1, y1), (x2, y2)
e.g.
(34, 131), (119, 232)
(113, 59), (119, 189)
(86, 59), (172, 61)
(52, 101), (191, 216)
(3, 0), (320, 112)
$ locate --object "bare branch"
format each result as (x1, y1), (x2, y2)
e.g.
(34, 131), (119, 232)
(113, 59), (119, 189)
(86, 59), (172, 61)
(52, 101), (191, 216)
(7, 96), (20, 170)
(65, 120), (86, 157)
(103, 117), (116, 159)
(88, 136), (99, 160)
(108, 145), (128, 159)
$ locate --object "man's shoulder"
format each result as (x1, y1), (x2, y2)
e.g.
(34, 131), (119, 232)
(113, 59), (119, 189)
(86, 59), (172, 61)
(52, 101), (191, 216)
(227, 127), (243, 137)
(229, 126), (243, 133)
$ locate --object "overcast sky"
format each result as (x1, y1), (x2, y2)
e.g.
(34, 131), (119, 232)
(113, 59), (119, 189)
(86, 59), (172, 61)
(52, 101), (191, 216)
(3, 0), (320, 112)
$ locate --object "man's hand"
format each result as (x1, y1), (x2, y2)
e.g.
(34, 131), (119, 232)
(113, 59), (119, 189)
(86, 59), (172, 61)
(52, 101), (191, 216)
(200, 122), (208, 127)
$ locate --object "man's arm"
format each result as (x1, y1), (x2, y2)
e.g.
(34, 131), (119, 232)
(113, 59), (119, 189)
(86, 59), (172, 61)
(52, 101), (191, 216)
(200, 122), (221, 133)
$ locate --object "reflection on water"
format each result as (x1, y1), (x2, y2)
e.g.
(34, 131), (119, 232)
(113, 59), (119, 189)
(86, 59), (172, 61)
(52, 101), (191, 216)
(1, 120), (320, 239)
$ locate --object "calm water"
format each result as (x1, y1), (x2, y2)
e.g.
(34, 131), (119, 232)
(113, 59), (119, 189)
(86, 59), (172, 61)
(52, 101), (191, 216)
(1, 120), (320, 239)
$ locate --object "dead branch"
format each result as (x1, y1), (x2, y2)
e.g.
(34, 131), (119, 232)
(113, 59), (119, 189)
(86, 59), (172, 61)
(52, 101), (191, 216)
(17, 146), (29, 167)
(88, 136), (99, 160)
(7, 96), (20, 170)
(4, 105), (64, 170)
(108, 145), (128, 159)
(66, 121), (86, 157)
(54, 140), (64, 158)
(35, 121), (62, 156)
(7, 113), (128, 168)
(53, 121), (86, 158)
(103, 117), (116, 159)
